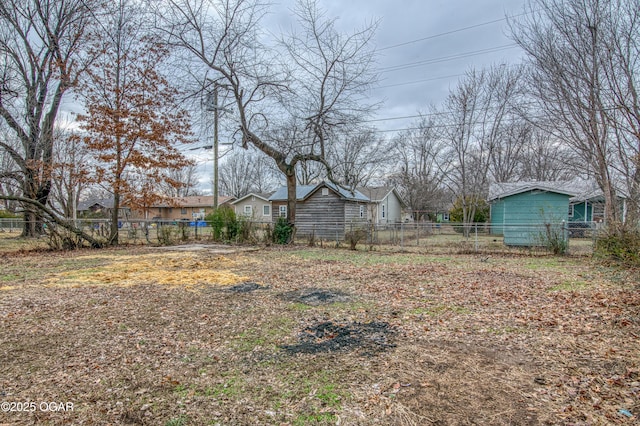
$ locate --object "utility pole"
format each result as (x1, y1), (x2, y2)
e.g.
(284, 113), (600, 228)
(206, 80), (232, 209)
(213, 82), (219, 210)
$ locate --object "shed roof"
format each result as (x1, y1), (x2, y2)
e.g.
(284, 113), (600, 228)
(488, 181), (577, 201)
(269, 181), (369, 202)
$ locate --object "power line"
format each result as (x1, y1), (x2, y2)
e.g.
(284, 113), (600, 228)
(379, 44), (519, 73)
(376, 73), (465, 89)
(378, 10), (532, 52)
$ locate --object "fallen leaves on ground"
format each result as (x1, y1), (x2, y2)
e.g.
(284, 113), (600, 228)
(0, 245), (638, 425)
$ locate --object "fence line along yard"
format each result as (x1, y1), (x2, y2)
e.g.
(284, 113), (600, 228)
(0, 217), (602, 255)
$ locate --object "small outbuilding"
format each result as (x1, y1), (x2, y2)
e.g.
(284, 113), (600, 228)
(488, 182), (574, 246)
(269, 181), (369, 240)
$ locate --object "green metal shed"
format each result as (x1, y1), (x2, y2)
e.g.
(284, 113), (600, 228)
(488, 182), (575, 246)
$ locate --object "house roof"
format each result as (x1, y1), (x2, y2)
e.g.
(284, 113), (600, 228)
(269, 181), (369, 202)
(153, 195), (234, 208)
(357, 186), (406, 206)
(77, 198), (116, 211)
(488, 181), (577, 201)
(230, 192), (274, 205)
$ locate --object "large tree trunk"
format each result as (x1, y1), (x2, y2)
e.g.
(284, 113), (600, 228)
(285, 171), (297, 226)
(109, 192), (120, 246)
(21, 172), (51, 237)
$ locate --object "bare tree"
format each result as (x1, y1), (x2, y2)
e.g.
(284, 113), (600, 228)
(0, 0), (95, 236)
(156, 0), (378, 231)
(218, 147), (278, 197)
(438, 69), (496, 235)
(328, 128), (390, 189)
(388, 116), (448, 220)
(49, 128), (90, 219)
(510, 0), (624, 227)
(518, 127), (576, 181)
(160, 164), (202, 197)
(600, 0), (640, 223)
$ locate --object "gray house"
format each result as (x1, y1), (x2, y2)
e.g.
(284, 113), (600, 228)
(357, 186), (405, 225)
(230, 192), (273, 221)
(269, 181), (369, 240)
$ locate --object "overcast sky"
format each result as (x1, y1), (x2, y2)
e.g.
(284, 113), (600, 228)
(266, 0), (529, 134)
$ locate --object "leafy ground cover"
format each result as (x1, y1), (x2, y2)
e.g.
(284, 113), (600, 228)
(0, 240), (638, 425)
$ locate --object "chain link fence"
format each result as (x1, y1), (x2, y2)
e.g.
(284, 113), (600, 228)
(0, 218), (601, 255)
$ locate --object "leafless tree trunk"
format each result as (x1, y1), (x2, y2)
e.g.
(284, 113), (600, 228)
(0, 0), (94, 236)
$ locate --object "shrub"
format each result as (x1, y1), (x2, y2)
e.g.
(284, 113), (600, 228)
(236, 216), (258, 244)
(273, 217), (293, 244)
(595, 228), (640, 266)
(345, 228), (367, 250)
(0, 210), (20, 219)
(157, 224), (176, 245)
(538, 223), (568, 255)
(205, 206), (238, 242)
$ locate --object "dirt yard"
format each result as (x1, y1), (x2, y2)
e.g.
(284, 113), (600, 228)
(0, 242), (638, 425)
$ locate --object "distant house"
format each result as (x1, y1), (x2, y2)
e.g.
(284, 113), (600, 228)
(136, 195), (234, 221)
(488, 181), (574, 246)
(77, 198), (130, 219)
(357, 186), (405, 225)
(269, 181), (369, 240)
(230, 193), (273, 221)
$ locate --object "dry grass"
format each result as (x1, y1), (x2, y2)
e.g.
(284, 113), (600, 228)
(0, 242), (638, 425)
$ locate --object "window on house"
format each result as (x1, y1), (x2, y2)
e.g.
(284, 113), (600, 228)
(568, 204), (574, 218)
(279, 205), (287, 217)
(382, 204), (386, 218)
(359, 205), (364, 218)
(181, 208), (187, 215)
(244, 205), (252, 216)
(322, 188), (329, 196)
(263, 205), (270, 216)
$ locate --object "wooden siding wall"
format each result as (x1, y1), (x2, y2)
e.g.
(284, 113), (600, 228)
(271, 189), (368, 240)
(298, 190), (346, 240)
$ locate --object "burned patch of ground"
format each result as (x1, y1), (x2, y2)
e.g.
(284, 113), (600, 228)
(280, 288), (350, 306)
(280, 320), (396, 355)
(226, 281), (268, 293)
